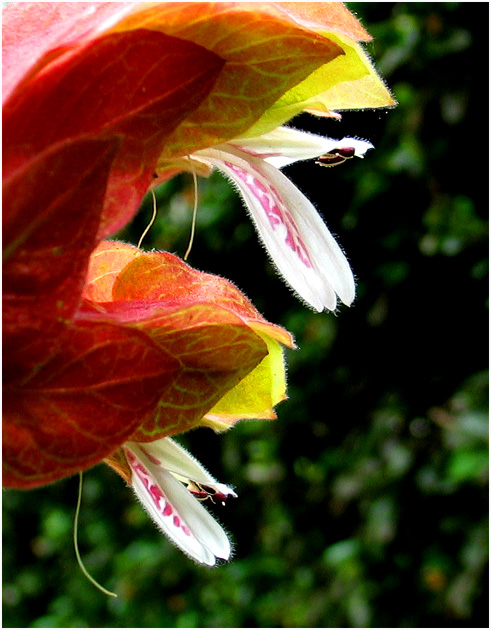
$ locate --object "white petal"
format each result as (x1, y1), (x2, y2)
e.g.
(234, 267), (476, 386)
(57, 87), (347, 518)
(198, 147), (355, 312)
(226, 126), (373, 168)
(326, 136), (375, 157)
(138, 437), (237, 500)
(124, 444), (232, 566)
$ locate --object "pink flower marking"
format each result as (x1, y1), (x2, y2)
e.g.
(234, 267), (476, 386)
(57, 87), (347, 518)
(140, 446), (162, 466)
(126, 449), (192, 537)
(148, 481), (164, 508)
(225, 161), (313, 268)
(163, 502), (173, 517)
(232, 146), (282, 160)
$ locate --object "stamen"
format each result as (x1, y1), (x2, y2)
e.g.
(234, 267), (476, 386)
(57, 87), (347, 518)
(186, 481), (237, 505)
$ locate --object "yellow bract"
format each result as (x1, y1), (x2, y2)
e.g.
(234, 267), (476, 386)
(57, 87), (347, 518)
(202, 332), (288, 431)
(242, 33), (396, 138)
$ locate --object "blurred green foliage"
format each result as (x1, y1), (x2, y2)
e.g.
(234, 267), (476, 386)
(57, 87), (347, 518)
(3, 3), (488, 627)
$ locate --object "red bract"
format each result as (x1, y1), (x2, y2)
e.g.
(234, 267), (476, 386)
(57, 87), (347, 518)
(3, 30), (224, 237)
(4, 138), (119, 382)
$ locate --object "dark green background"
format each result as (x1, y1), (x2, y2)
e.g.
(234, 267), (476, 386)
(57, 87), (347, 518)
(3, 3), (488, 627)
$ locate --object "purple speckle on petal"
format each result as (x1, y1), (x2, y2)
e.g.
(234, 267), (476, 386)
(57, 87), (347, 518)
(225, 161), (313, 268)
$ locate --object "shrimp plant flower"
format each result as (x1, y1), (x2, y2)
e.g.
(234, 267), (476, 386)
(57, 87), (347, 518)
(3, 2), (394, 568)
(121, 438), (237, 566)
(188, 128), (374, 312)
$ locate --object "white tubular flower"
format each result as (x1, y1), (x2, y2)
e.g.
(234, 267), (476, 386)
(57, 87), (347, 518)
(194, 127), (373, 312)
(123, 437), (236, 567)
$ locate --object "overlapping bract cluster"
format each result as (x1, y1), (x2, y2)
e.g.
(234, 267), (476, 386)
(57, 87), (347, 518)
(3, 3), (393, 493)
